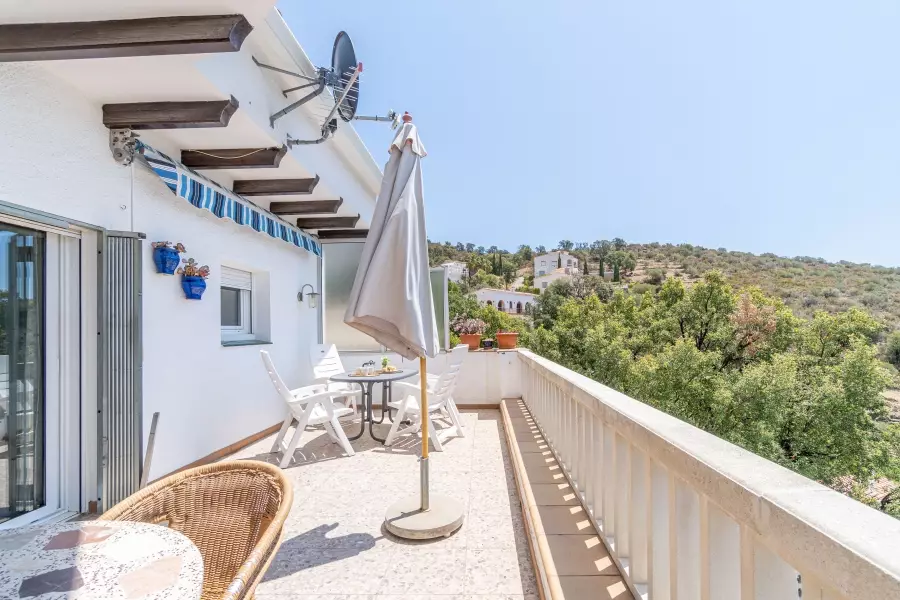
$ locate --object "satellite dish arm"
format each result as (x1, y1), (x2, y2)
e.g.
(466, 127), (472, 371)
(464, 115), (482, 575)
(269, 80), (326, 127)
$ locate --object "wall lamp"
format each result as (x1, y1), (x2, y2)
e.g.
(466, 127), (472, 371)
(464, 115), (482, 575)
(298, 284), (320, 308)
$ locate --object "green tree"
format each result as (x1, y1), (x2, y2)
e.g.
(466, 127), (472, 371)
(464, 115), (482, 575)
(608, 250), (626, 282)
(448, 281), (480, 320)
(472, 271), (503, 289)
(591, 240), (612, 277)
(465, 242), (476, 253)
(558, 240), (574, 251)
(646, 268), (665, 285)
(522, 267), (899, 517)
(613, 237), (627, 250)
(517, 244), (534, 263)
(535, 245), (547, 254)
(885, 331), (900, 368)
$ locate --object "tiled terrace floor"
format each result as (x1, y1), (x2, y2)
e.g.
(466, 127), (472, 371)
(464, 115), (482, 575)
(228, 409), (537, 600)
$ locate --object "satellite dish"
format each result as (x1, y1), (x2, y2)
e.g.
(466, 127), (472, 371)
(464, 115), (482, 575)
(253, 31), (402, 146)
(332, 31), (359, 122)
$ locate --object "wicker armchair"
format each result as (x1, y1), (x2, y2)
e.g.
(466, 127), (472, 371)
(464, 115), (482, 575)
(100, 460), (293, 600)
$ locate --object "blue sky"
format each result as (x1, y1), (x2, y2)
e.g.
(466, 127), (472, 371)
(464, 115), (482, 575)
(280, 1), (900, 266)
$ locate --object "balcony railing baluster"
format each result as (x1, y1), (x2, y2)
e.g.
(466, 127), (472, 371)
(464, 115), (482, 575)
(630, 446), (650, 590)
(616, 434), (632, 560)
(650, 461), (672, 600)
(509, 351), (897, 600)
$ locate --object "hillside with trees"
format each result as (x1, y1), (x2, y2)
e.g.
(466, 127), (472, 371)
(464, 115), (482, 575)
(431, 239), (900, 330)
(436, 238), (900, 517)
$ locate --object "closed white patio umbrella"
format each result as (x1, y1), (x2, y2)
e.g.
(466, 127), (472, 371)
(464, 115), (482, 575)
(344, 113), (463, 539)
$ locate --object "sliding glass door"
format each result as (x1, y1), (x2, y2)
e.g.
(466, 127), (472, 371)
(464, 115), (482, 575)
(0, 225), (44, 524)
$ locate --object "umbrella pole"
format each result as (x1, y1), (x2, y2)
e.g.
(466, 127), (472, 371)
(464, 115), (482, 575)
(419, 356), (430, 511)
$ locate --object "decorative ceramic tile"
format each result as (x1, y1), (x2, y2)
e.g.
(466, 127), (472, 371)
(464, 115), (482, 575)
(119, 556), (183, 598)
(99, 530), (172, 563)
(44, 526), (114, 550)
(0, 530), (40, 552)
(18, 566), (84, 597)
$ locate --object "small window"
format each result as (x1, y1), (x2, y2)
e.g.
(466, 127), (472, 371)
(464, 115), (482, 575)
(541, 260), (546, 267)
(221, 266), (253, 342)
(542, 281), (548, 289)
(567, 259), (573, 267)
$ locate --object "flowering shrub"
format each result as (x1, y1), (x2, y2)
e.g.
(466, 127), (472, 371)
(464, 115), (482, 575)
(451, 316), (487, 335)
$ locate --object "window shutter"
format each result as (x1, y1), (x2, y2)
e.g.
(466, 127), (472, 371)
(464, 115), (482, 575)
(221, 266), (252, 290)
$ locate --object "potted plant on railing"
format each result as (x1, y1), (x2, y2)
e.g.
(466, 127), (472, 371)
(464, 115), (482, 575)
(451, 316), (487, 351)
(151, 241), (185, 275)
(495, 329), (519, 350)
(177, 258), (210, 300)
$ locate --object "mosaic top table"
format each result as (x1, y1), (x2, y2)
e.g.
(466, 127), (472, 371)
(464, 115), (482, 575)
(0, 520), (203, 599)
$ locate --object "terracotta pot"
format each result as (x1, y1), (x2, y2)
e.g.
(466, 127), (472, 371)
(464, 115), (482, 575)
(458, 334), (482, 350)
(496, 332), (519, 350)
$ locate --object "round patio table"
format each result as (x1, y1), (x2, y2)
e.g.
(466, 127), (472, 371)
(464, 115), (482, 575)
(0, 520), (203, 599)
(331, 368), (419, 443)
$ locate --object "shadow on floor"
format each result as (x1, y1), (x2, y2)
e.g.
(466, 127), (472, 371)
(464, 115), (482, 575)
(262, 523), (378, 581)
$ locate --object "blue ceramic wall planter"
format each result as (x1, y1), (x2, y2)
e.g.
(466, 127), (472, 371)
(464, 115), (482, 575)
(177, 258), (210, 300)
(151, 242), (185, 275)
(181, 276), (207, 300)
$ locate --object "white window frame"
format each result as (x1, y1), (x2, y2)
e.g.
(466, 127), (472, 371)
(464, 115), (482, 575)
(221, 266), (254, 343)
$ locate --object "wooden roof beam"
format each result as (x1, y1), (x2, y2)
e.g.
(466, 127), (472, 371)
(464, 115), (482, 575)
(296, 215), (360, 230)
(102, 96), (239, 130)
(232, 176), (320, 196)
(181, 146), (287, 170)
(318, 229), (369, 240)
(0, 15), (252, 62)
(269, 199), (343, 215)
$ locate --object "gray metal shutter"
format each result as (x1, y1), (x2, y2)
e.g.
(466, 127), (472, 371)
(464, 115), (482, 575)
(99, 231), (144, 511)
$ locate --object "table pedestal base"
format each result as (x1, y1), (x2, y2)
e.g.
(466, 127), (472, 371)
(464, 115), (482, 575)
(384, 495), (465, 540)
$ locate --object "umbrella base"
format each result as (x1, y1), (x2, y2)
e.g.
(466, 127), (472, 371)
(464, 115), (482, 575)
(384, 494), (465, 540)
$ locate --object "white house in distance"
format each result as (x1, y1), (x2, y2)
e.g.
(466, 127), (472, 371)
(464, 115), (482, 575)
(534, 250), (578, 276)
(534, 250), (580, 292)
(441, 260), (468, 283)
(0, 0), (382, 523)
(475, 288), (536, 315)
(535, 266), (580, 292)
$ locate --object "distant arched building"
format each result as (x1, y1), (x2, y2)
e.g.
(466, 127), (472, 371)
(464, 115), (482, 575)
(474, 288), (538, 317)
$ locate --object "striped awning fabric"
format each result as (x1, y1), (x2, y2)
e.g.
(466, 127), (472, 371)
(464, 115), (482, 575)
(137, 142), (321, 257)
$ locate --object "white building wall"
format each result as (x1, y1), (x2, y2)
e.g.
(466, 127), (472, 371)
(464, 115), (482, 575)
(533, 251), (578, 276)
(0, 62), (322, 480)
(441, 261), (468, 283)
(475, 288), (536, 313)
(535, 269), (578, 291)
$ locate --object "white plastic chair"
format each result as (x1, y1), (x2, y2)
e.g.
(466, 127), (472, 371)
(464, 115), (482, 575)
(425, 346), (468, 438)
(384, 345), (468, 451)
(261, 350), (355, 468)
(310, 344), (362, 414)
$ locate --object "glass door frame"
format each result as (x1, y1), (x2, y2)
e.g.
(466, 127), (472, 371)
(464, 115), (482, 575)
(0, 216), (83, 529)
